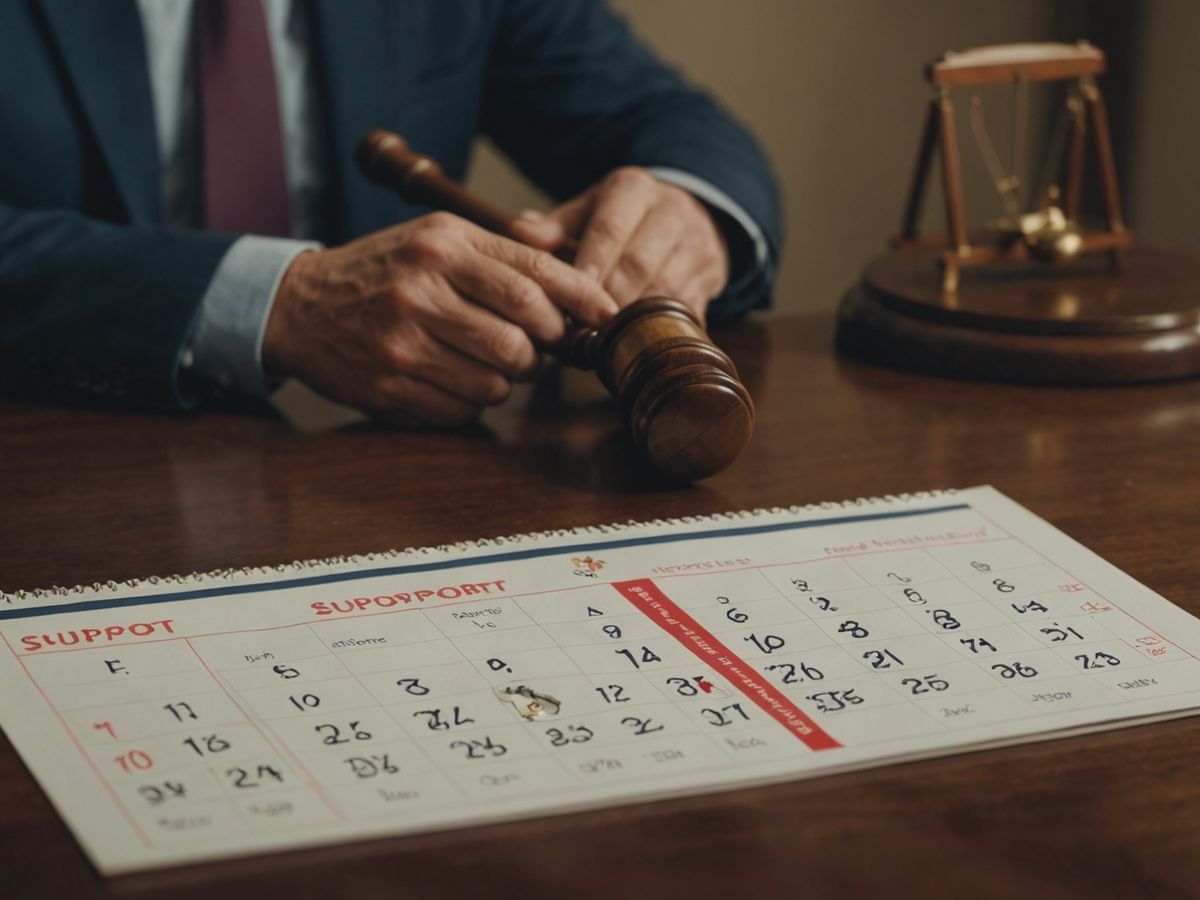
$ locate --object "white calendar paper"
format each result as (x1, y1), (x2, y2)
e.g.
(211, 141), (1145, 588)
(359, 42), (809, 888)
(3, 486), (1199, 874)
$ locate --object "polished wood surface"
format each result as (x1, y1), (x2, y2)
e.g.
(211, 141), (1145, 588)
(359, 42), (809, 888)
(839, 247), (1200, 384)
(358, 129), (755, 481)
(3, 314), (1200, 899)
(860, 247), (1200, 335)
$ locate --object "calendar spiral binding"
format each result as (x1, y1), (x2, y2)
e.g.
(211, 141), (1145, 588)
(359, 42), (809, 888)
(1, 489), (958, 605)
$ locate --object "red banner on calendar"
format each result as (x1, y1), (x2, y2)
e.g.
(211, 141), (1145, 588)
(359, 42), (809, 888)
(612, 579), (840, 751)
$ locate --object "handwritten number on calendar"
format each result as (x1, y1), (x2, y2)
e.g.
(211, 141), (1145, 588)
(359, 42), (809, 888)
(182, 734), (231, 756)
(960, 637), (998, 654)
(791, 578), (811, 591)
(594, 684), (629, 704)
(1075, 651), (1121, 669)
(114, 750), (153, 773)
(903, 588), (926, 605)
(413, 706), (474, 731)
(346, 755), (398, 778)
(288, 693), (321, 711)
(616, 646), (662, 668)
(621, 716), (665, 736)
(602, 624), (623, 639)
(863, 649), (903, 669)
(227, 764), (285, 789)
(1040, 622), (1084, 642)
(765, 662), (824, 684)
(701, 703), (749, 727)
(162, 700), (197, 723)
(137, 781), (187, 805)
(744, 633), (786, 654)
(93, 721), (117, 740)
(666, 676), (700, 697)
(715, 595), (744, 624)
(396, 677), (431, 696)
(1012, 599), (1049, 615)
(807, 689), (864, 713)
(887, 572), (913, 584)
(810, 596), (838, 612)
(315, 721), (373, 745)
(901, 674), (950, 695)
(547, 726), (594, 747)
(838, 620), (869, 639)
(272, 664), (300, 679)
(971, 560), (992, 572)
(992, 662), (1038, 679)
(926, 609), (961, 630)
(450, 736), (507, 759)
(993, 579), (1016, 594)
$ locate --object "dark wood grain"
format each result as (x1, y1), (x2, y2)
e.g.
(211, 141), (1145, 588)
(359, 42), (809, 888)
(839, 247), (1200, 384)
(3, 314), (1200, 899)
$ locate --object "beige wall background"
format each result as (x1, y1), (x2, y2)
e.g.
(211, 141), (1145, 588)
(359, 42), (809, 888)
(1126, 0), (1200, 250)
(467, 0), (1200, 315)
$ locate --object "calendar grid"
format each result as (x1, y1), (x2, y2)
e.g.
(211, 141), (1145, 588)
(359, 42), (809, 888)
(4, 489), (1200, 874)
(298, 620), (471, 804)
(0, 630), (154, 849)
(4, 542), (1188, 846)
(184, 635), (347, 823)
(972, 507), (1199, 662)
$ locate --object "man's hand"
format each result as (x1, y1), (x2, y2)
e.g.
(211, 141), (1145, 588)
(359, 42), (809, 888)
(263, 212), (618, 426)
(511, 167), (729, 319)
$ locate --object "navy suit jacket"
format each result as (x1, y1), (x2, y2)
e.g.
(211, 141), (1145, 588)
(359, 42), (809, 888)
(0, 0), (780, 409)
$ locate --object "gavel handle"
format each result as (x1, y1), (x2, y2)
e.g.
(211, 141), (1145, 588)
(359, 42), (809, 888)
(357, 129), (596, 364)
(357, 129), (578, 254)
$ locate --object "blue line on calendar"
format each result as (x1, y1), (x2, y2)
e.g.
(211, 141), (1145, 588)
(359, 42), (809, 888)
(0, 503), (972, 620)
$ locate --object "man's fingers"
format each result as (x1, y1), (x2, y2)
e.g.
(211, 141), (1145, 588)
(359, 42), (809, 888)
(649, 262), (726, 321)
(573, 168), (655, 285)
(413, 285), (542, 381)
(651, 238), (709, 299)
(603, 203), (686, 306)
(468, 228), (618, 327)
(383, 328), (514, 407)
(508, 209), (567, 252)
(544, 192), (593, 239)
(448, 249), (569, 346)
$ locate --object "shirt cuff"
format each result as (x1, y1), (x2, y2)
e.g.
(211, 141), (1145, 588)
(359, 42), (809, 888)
(182, 235), (321, 398)
(645, 166), (770, 298)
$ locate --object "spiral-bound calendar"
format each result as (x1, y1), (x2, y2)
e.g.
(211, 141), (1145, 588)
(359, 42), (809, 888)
(3, 486), (1199, 874)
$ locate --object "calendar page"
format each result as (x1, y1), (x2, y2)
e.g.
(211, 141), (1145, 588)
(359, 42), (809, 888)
(3, 486), (1199, 875)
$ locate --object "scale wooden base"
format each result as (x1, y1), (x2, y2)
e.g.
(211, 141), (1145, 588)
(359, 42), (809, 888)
(836, 246), (1200, 384)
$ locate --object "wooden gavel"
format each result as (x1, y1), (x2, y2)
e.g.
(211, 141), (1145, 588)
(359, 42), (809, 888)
(356, 129), (754, 482)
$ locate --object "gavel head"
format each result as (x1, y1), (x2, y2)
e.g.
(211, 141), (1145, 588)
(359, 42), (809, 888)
(567, 297), (754, 482)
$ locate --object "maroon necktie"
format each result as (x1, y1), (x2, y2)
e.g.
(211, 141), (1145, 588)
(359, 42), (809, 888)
(196, 0), (291, 236)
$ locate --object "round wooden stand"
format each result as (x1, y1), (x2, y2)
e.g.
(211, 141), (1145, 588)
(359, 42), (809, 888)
(836, 246), (1200, 383)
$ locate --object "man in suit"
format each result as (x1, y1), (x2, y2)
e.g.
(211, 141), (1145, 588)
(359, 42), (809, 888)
(0, 0), (779, 425)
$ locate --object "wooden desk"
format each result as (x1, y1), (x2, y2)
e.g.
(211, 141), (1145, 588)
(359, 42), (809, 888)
(3, 314), (1199, 899)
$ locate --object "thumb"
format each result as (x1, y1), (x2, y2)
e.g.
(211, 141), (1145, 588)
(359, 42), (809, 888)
(545, 191), (593, 239)
(509, 209), (567, 252)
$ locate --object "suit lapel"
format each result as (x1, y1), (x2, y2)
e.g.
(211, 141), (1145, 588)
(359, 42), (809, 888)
(39, 0), (161, 224)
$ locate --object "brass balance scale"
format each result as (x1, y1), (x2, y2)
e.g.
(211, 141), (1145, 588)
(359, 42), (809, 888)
(837, 42), (1200, 383)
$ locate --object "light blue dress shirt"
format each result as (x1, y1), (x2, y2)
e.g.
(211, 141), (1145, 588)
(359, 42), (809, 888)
(138, 0), (767, 398)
